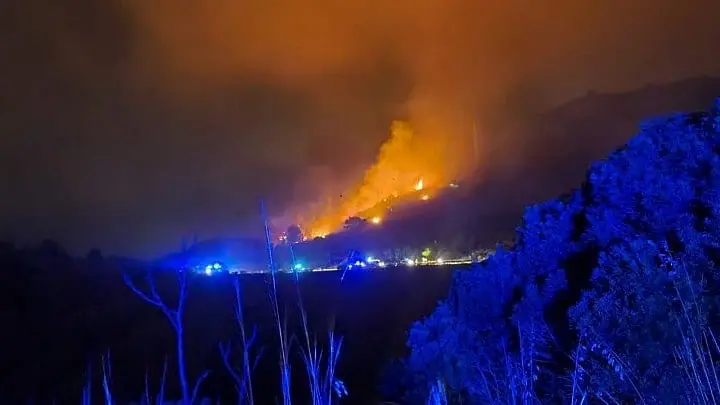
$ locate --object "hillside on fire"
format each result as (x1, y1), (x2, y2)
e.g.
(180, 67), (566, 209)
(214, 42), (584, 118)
(256, 78), (720, 269)
(149, 77), (720, 269)
(390, 99), (720, 403)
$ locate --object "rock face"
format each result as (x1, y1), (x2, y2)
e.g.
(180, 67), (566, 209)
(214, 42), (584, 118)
(398, 99), (720, 404)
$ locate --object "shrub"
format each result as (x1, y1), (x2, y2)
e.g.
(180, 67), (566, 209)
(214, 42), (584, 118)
(402, 99), (720, 404)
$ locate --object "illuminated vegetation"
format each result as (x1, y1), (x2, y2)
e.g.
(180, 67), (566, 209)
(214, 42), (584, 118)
(13, 100), (720, 405)
(399, 100), (720, 403)
(106, 99), (720, 405)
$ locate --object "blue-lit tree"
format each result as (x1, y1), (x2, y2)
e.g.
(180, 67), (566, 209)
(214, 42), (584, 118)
(565, 107), (720, 402)
(123, 267), (208, 404)
(286, 225), (304, 244)
(402, 100), (720, 404)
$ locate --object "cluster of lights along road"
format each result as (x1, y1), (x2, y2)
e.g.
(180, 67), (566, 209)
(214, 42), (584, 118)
(200, 255), (479, 276)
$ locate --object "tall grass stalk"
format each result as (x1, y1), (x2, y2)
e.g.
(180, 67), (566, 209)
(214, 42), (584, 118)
(290, 242), (345, 405)
(81, 364), (92, 405)
(297, 328), (345, 405)
(80, 354), (114, 405)
(101, 351), (113, 405)
(672, 262), (720, 405)
(75, 200), (346, 404)
(143, 357), (169, 405)
(261, 200), (292, 405)
(425, 379), (448, 405)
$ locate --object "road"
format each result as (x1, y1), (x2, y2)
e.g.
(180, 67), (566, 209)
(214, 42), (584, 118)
(309, 258), (477, 272)
(211, 258), (481, 275)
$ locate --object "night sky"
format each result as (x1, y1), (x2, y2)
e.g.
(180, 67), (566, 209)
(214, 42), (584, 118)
(2, 0), (720, 257)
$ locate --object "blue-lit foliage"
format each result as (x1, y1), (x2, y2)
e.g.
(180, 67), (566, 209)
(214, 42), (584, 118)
(123, 269), (210, 405)
(403, 100), (720, 403)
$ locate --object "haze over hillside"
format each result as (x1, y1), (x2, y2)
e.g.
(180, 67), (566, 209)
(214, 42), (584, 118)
(160, 77), (720, 266)
(316, 78), (720, 239)
(4, 0), (720, 257)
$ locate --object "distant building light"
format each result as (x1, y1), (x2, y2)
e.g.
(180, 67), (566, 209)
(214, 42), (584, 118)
(371, 216), (382, 224)
(405, 258), (416, 266)
(204, 267), (213, 276)
(378, 261), (387, 268)
(213, 262), (222, 270)
(420, 194), (429, 201)
(449, 183), (459, 188)
(436, 257), (445, 264)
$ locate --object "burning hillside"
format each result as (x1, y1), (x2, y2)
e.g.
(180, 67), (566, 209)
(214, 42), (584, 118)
(299, 120), (465, 238)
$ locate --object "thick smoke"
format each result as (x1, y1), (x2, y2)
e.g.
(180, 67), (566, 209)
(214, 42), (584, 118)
(4, 0), (719, 254)
(127, 0), (720, 105)
(304, 120), (452, 235)
(124, 0), (720, 228)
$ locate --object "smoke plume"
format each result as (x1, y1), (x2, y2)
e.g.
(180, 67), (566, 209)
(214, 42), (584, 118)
(123, 0), (720, 229)
(5, 0), (719, 254)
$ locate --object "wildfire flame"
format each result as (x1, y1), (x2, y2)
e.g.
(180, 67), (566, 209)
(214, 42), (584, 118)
(300, 120), (460, 237)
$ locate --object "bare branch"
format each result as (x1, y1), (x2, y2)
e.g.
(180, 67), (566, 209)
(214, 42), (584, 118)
(122, 273), (162, 307)
(220, 278), (265, 405)
(123, 266), (194, 403)
(157, 355), (168, 405)
(218, 341), (243, 385)
(143, 366), (151, 405)
(101, 351), (113, 405)
(252, 346), (266, 372)
(175, 269), (189, 317)
(190, 370), (210, 405)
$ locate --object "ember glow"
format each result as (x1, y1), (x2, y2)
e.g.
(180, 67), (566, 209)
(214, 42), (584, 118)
(300, 120), (460, 237)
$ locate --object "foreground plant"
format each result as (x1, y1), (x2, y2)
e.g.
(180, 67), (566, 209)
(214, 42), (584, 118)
(262, 200), (293, 405)
(123, 266), (208, 404)
(219, 276), (264, 405)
